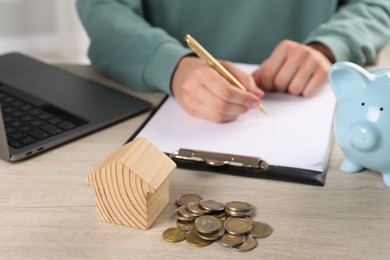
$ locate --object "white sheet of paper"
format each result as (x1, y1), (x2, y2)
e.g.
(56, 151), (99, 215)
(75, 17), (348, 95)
(135, 64), (336, 172)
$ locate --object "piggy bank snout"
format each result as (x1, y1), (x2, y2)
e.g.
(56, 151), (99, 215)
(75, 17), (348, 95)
(349, 123), (379, 151)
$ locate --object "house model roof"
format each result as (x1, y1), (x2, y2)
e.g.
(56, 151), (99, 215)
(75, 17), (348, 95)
(87, 137), (176, 191)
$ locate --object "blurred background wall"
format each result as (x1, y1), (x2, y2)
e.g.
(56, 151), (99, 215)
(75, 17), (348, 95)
(0, 0), (89, 63)
(0, 0), (388, 67)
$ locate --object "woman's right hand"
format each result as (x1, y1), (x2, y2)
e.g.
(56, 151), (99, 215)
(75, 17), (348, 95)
(171, 56), (263, 122)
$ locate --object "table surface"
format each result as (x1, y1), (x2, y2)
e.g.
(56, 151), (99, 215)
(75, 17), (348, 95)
(0, 64), (389, 260)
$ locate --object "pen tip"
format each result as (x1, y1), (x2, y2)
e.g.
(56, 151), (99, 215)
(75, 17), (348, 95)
(259, 104), (267, 115)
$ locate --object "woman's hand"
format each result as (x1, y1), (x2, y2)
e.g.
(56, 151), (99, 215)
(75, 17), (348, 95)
(252, 40), (333, 97)
(171, 56), (263, 122)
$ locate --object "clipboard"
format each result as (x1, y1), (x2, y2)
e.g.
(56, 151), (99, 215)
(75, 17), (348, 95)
(127, 85), (335, 186)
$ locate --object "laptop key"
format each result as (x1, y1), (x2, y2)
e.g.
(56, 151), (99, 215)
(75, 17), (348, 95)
(28, 129), (50, 140)
(29, 108), (44, 116)
(20, 104), (33, 111)
(11, 100), (24, 107)
(8, 120), (25, 128)
(19, 136), (36, 145)
(1, 96), (15, 103)
(3, 115), (14, 123)
(2, 106), (16, 113)
(48, 117), (63, 124)
(40, 124), (62, 135)
(8, 140), (23, 149)
(58, 121), (75, 130)
(11, 111), (26, 117)
(38, 113), (53, 120)
(5, 126), (16, 134)
(30, 119), (45, 126)
(20, 114), (35, 122)
(19, 125), (34, 132)
(9, 131), (26, 140)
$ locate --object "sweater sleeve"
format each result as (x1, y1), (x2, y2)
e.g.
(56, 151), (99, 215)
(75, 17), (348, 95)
(76, 0), (192, 95)
(304, 0), (390, 66)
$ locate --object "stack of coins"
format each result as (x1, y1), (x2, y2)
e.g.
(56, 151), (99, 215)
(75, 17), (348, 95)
(162, 194), (273, 252)
(225, 201), (253, 217)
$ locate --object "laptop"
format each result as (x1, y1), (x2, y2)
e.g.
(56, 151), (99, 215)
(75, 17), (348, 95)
(0, 52), (152, 161)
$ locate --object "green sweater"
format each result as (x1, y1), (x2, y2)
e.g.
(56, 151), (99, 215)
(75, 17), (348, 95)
(76, 0), (390, 95)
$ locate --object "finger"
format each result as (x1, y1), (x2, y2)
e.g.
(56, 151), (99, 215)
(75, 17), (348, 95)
(182, 66), (252, 117)
(191, 77), (251, 117)
(200, 66), (260, 109)
(287, 58), (315, 95)
(174, 84), (230, 122)
(252, 59), (279, 92)
(182, 95), (242, 122)
(302, 69), (329, 97)
(253, 41), (290, 90)
(251, 66), (272, 92)
(197, 102), (245, 122)
(221, 61), (264, 97)
(301, 59), (330, 97)
(272, 60), (298, 93)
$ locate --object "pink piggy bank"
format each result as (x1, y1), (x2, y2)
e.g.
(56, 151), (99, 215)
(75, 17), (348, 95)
(329, 61), (390, 186)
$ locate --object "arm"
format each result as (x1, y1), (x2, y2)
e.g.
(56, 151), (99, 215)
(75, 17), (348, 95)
(76, 0), (192, 94)
(252, 0), (390, 96)
(305, 0), (390, 66)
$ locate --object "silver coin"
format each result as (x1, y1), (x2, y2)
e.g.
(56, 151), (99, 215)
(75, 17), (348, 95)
(186, 201), (209, 215)
(175, 208), (197, 221)
(209, 210), (226, 219)
(176, 206), (198, 219)
(176, 194), (203, 207)
(231, 236), (258, 252)
(199, 199), (225, 212)
(224, 217), (252, 236)
(249, 221), (273, 238)
(225, 208), (253, 217)
(225, 201), (253, 212)
(185, 231), (213, 247)
(176, 219), (195, 232)
(196, 227), (225, 241)
(218, 233), (246, 247)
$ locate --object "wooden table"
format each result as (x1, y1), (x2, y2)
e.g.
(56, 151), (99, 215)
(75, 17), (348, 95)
(0, 65), (389, 260)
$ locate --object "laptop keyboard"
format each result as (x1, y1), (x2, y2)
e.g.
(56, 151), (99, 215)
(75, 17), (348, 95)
(0, 89), (87, 149)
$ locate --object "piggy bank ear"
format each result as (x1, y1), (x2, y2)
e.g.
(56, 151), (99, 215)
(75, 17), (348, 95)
(329, 62), (374, 101)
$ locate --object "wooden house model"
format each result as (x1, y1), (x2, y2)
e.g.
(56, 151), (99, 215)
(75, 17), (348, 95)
(87, 137), (176, 229)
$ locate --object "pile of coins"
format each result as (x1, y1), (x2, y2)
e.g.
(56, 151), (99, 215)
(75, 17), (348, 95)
(162, 194), (273, 252)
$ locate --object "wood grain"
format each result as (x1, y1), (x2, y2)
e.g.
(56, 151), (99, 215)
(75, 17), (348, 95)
(87, 137), (176, 229)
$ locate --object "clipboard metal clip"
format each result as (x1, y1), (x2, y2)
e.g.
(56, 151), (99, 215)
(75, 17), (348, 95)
(171, 148), (269, 170)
